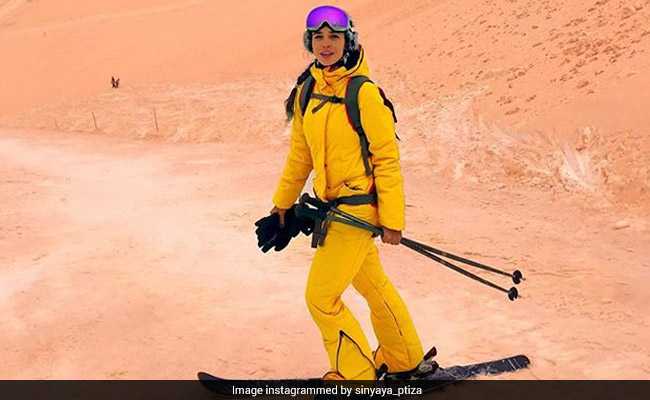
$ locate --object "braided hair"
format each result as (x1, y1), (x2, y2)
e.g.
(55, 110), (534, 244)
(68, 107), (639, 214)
(284, 63), (314, 121)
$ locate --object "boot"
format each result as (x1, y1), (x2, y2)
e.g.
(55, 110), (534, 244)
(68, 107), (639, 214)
(376, 345), (439, 380)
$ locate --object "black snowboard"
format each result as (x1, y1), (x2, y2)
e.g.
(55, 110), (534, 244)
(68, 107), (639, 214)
(197, 354), (530, 397)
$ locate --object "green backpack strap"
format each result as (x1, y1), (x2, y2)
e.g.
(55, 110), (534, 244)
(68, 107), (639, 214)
(299, 75), (316, 117)
(345, 76), (374, 176)
(377, 86), (400, 141)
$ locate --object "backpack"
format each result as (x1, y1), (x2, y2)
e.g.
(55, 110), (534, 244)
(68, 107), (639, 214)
(298, 74), (398, 177)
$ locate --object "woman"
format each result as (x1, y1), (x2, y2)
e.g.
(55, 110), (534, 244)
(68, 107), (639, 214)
(270, 5), (424, 380)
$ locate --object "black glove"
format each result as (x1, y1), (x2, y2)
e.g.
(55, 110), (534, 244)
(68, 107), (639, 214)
(254, 212), (281, 252)
(271, 205), (308, 251)
(254, 205), (315, 253)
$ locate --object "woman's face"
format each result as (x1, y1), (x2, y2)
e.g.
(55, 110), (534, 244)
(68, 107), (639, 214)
(311, 26), (345, 66)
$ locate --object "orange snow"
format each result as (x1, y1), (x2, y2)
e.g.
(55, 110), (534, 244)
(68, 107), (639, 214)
(1, 0), (649, 379)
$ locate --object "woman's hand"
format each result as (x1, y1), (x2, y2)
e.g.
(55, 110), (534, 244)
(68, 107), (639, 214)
(270, 206), (288, 227)
(381, 227), (402, 245)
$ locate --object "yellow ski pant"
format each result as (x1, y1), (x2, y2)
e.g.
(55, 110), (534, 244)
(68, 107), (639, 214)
(305, 205), (424, 380)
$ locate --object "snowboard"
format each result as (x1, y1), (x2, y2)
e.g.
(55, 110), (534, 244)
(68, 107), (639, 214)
(197, 354), (530, 397)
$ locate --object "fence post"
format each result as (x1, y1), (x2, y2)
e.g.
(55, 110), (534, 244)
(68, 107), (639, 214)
(153, 107), (159, 132)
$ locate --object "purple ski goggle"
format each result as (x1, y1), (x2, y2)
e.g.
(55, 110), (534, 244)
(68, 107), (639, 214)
(305, 5), (352, 32)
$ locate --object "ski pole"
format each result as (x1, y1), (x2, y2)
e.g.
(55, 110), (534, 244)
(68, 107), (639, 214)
(323, 206), (519, 301)
(325, 204), (523, 284)
(400, 237), (524, 285)
(299, 194), (523, 299)
(400, 239), (519, 301)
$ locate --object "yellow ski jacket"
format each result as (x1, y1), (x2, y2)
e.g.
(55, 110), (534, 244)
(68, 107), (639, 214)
(273, 49), (406, 230)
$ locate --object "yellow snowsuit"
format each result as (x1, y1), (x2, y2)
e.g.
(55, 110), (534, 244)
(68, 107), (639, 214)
(273, 49), (424, 379)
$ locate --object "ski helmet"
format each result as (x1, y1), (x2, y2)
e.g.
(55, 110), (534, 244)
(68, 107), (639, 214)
(303, 5), (359, 53)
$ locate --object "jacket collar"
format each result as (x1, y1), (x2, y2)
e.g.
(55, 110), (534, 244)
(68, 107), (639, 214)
(309, 48), (370, 92)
